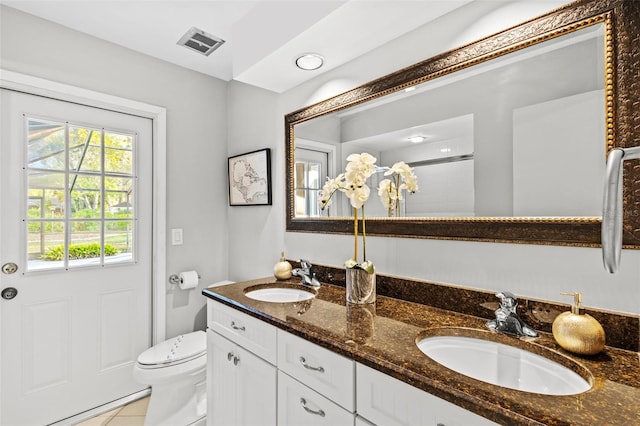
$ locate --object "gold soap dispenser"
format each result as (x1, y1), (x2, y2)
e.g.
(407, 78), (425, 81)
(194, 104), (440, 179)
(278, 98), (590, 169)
(273, 251), (293, 280)
(552, 292), (605, 355)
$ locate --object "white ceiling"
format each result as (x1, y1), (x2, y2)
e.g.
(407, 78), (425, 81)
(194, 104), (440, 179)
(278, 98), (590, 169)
(1, 0), (471, 93)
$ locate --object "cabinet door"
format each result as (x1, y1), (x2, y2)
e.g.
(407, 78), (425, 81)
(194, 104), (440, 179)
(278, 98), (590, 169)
(207, 330), (237, 426)
(278, 371), (354, 426)
(236, 344), (277, 426)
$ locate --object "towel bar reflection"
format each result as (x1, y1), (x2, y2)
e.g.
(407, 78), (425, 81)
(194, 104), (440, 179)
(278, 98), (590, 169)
(602, 146), (640, 273)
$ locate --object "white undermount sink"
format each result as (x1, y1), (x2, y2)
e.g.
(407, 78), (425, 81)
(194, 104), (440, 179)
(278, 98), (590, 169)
(244, 285), (315, 303)
(417, 334), (592, 396)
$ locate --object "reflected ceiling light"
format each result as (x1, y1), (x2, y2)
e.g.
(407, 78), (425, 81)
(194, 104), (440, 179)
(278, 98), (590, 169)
(404, 86), (416, 92)
(408, 136), (426, 143)
(295, 53), (324, 70)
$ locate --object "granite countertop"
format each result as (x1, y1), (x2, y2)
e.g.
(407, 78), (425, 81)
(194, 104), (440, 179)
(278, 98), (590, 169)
(202, 277), (640, 426)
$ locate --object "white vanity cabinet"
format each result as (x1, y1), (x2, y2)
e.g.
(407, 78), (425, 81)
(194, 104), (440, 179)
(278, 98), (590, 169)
(206, 300), (277, 426)
(357, 363), (499, 426)
(206, 298), (498, 426)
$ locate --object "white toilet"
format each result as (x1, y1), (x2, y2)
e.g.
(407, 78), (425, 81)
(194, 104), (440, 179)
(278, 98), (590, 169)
(133, 330), (207, 426)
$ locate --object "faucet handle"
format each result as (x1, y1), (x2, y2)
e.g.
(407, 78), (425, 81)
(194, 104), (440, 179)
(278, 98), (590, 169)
(495, 291), (517, 312)
(488, 291), (538, 338)
(299, 259), (312, 269)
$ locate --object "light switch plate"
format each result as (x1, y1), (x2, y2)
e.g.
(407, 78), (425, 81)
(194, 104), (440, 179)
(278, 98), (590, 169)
(171, 228), (183, 245)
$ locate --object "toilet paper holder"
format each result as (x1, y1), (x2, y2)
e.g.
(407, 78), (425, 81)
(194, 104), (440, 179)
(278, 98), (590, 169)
(169, 272), (201, 285)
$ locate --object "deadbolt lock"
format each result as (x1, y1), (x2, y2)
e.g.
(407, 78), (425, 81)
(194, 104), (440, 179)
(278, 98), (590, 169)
(1, 287), (18, 300)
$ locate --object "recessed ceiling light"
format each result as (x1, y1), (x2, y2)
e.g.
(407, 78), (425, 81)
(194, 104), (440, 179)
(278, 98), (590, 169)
(408, 136), (426, 143)
(295, 53), (324, 70)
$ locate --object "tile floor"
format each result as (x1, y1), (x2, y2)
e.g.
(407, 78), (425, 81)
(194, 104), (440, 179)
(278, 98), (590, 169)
(74, 396), (149, 426)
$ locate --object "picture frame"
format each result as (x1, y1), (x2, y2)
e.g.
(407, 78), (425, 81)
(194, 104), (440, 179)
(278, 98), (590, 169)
(228, 148), (272, 206)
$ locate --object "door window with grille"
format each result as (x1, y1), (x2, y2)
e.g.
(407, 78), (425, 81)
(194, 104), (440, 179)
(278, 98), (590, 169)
(26, 117), (136, 271)
(294, 148), (327, 218)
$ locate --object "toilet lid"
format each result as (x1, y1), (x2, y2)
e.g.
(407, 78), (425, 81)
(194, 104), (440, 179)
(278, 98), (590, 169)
(137, 330), (206, 367)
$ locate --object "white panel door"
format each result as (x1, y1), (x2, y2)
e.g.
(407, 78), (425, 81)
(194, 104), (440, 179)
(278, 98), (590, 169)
(0, 89), (153, 425)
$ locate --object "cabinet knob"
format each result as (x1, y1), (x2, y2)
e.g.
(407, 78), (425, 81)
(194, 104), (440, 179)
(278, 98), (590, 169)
(227, 352), (234, 361)
(300, 398), (325, 417)
(233, 355), (240, 366)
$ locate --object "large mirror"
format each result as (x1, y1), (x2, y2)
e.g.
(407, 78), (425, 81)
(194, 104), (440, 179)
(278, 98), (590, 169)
(286, 0), (640, 248)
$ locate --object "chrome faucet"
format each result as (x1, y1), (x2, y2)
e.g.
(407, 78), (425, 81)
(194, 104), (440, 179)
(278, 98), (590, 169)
(486, 291), (538, 338)
(291, 259), (321, 288)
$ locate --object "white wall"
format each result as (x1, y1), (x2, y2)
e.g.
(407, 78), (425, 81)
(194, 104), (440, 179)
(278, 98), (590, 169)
(227, 0), (640, 316)
(226, 81), (284, 282)
(0, 5), (230, 338)
(513, 90), (605, 216)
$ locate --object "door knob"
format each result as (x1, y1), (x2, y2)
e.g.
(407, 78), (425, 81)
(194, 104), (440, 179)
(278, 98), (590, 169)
(2, 287), (18, 300)
(2, 262), (18, 274)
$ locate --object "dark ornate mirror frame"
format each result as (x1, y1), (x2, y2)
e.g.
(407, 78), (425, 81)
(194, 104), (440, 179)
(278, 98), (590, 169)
(285, 0), (640, 248)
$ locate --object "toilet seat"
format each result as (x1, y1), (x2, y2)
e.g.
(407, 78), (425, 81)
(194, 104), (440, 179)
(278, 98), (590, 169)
(137, 330), (206, 369)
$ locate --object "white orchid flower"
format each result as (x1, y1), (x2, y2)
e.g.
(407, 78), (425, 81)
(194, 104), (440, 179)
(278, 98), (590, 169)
(378, 179), (393, 209)
(345, 184), (370, 209)
(378, 161), (418, 215)
(318, 173), (345, 210)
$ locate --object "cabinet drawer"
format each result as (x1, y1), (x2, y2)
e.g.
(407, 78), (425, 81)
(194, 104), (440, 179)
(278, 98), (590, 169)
(207, 300), (276, 364)
(278, 371), (354, 426)
(357, 363), (499, 426)
(277, 330), (355, 412)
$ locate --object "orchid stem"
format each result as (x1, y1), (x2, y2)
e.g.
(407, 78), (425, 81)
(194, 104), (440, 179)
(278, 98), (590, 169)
(362, 205), (367, 262)
(353, 207), (358, 263)
(395, 174), (400, 217)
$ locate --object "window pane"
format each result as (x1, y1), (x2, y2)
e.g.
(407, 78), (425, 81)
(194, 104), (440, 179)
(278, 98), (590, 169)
(27, 183), (66, 218)
(68, 221), (101, 268)
(295, 162), (306, 188)
(105, 132), (133, 175)
(69, 126), (102, 172)
(308, 163), (320, 188)
(27, 118), (65, 171)
(28, 169), (65, 190)
(295, 189), (307, 216)
(308, 189), (320, 216)
(69, 175), (102, 219)
(106, 220), (133, 257)
(106, 198), (133, 218)
(27, 221), (65, 271)
(105, 132), (133, 150)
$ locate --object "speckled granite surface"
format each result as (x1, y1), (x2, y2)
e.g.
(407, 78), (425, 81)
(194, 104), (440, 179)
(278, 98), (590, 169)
(202, 276), (640, 426)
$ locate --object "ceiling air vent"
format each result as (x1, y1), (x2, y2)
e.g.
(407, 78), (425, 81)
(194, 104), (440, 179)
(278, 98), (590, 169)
(177, 27), (225, 56)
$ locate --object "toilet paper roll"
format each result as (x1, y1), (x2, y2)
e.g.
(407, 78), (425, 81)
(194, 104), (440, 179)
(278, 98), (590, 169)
(179, 270), (199, 290)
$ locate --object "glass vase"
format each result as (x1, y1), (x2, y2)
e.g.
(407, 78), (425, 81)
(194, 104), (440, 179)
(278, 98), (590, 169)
(346, 266), (376, 304)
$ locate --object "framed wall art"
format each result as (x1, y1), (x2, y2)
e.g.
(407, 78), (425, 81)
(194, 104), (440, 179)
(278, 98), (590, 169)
(228, 148), (272, 206)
